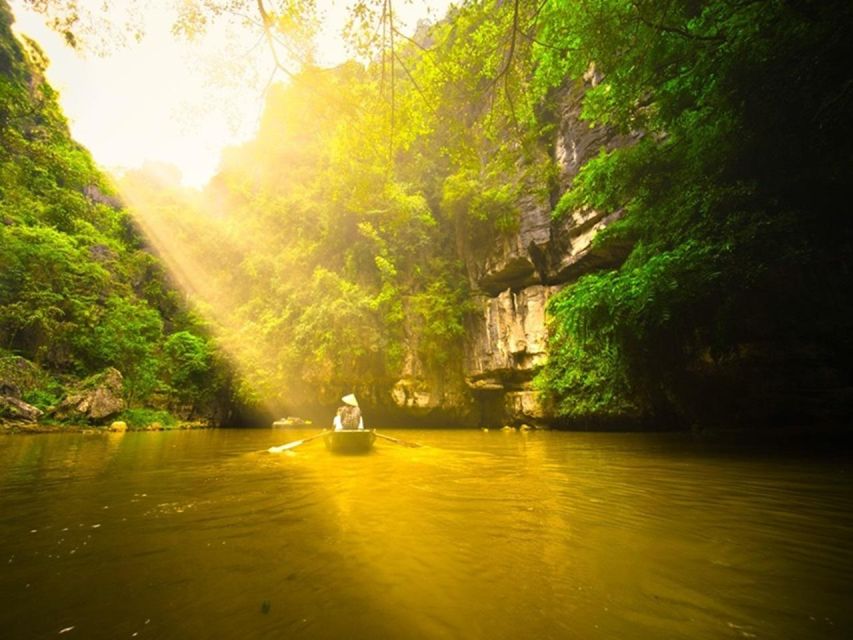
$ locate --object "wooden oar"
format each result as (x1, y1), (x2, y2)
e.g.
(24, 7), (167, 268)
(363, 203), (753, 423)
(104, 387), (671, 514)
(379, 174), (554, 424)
(268, 431), (326, 453)
(374, 431), (423, 448)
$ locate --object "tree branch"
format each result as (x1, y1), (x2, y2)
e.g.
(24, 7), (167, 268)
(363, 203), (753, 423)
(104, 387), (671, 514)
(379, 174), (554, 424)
(392, 25), (449, 80)
(493, 0), (520, 87)
(516, 28), (577, 54)
(389, 0), (396, 162)
(631, 1), (725, 42)
(393, 50), (438, 117)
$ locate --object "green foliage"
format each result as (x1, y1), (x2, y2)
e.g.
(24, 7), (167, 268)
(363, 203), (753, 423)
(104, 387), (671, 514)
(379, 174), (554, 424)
(0, 11), (229, 419)
(118, 408), (177, 429)
(163, 331), (211, 388)
(6, 0), (560, 411)
(534, 0), (853, 422)
(441, 167), (520, 235)
(76, 296), (164, 401)
(534, 331), (637, 419)
(21, 386), (62, 411)
(115, 53), (485, 406)
(8, 0), (850, 426)
(292, 268), (387, 384)
(409, 276), (470, 368)
(0, 224), (108, 366)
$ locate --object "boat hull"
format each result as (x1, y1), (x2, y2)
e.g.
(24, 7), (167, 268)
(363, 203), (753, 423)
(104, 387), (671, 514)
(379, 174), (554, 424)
(323, 429), (376, 454)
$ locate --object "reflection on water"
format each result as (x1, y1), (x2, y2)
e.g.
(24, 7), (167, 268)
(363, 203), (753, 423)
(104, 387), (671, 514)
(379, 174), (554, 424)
(0, 430), (851, 639)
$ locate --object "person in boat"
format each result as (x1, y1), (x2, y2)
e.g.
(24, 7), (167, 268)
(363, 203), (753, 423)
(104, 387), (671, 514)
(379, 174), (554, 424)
(333, 393), (364, 431)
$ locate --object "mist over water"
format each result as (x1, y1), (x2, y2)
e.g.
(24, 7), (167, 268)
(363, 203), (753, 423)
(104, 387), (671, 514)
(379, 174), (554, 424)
(1, 429), (851, 639)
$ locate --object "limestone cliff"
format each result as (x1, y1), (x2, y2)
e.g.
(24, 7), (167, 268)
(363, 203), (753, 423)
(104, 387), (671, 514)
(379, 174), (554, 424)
(382, 75), (636, 426)
(414, 77), (636, 426)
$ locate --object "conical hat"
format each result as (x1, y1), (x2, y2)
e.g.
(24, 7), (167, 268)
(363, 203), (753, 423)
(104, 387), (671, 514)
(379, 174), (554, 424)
(341, 394), (358, 407)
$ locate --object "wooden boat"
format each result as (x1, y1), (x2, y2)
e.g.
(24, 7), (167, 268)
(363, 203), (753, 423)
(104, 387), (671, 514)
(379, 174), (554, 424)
(323, 429), (376, 454)
(272, 417), (311, 428)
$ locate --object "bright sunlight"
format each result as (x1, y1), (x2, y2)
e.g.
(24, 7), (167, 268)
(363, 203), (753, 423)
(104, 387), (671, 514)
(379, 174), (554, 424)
(10, 0), (451, 187)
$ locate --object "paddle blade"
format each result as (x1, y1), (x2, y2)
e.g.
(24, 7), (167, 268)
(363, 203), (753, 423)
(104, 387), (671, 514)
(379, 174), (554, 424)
(268, 439), (304, 453)
(268, 431), (326, 453)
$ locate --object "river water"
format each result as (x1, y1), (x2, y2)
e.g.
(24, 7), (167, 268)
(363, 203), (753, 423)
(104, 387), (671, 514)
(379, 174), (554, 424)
(0, 429), (851, 639)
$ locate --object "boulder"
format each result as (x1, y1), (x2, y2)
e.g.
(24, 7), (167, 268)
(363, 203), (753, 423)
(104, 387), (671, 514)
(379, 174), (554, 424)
(54, 368), (126, 423)
(109, 420), (128, 432)
(0, 396), (43, 422)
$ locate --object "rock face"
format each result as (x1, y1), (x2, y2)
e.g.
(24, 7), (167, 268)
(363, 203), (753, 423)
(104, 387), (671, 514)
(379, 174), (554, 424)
(387, 339), (477, 425)
(463, 286), (556, 425)
(54, 368), (126, 422)
(460, 192), (554, 296)
(465, 286), (553, 385)
(456, 79), (635, 425)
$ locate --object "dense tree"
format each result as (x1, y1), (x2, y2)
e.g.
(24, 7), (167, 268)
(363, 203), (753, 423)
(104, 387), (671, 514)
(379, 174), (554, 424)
(1, 3), (229, 422)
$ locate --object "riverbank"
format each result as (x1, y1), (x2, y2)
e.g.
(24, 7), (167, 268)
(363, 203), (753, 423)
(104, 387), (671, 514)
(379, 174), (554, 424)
(0, 419), (212, 435)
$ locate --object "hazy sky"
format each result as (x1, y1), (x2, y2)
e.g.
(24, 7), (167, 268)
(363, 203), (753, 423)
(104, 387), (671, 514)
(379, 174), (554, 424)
(10, 0), (452, 188)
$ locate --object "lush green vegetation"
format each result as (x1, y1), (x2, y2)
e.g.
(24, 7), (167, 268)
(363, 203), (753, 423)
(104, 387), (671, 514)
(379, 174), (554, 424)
(117, 407), (177, 429)
(101, 0), (853, 424)
(157, 0), (849, 425)
(8, 0), (852, 427)
(0, 3), (230, 424)
(111, 2), (557, 411)
(532, 0), (853, 424)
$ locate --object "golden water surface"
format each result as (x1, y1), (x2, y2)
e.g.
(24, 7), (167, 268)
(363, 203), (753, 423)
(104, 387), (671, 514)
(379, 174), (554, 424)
(1, 429), (851, 639)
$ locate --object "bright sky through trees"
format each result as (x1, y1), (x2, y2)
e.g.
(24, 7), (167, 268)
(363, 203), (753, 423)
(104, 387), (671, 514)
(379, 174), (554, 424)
(10, 0), (452, 187)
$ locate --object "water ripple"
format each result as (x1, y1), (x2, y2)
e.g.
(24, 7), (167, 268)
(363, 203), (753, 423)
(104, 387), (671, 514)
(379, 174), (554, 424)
(0, 429), (850, 640)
